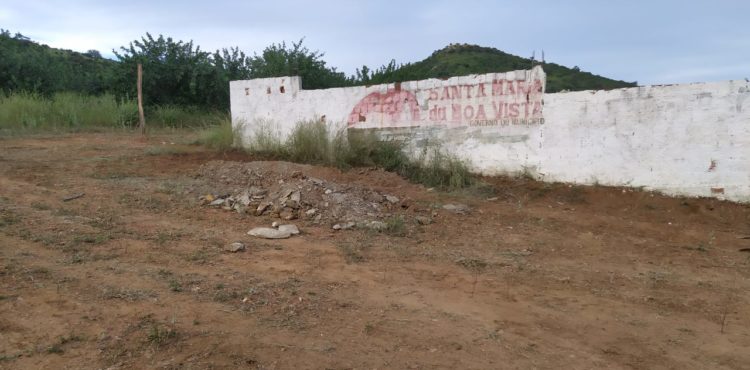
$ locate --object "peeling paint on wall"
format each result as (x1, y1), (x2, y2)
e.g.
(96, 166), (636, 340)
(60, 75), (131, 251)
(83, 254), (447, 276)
(230, 70), (750, 203)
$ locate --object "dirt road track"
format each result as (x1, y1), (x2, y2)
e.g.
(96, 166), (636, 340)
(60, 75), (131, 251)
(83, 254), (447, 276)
(1, 133), (748, 369)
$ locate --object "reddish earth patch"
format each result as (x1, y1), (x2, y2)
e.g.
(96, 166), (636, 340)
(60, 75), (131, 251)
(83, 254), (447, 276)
(0, 133), (748, 369)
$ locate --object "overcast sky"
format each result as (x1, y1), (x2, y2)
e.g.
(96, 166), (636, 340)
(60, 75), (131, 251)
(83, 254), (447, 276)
(2, 0), (748, 85)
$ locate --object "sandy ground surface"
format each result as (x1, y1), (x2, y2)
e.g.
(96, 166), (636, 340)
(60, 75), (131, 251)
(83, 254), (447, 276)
(1, 132), (749, 369)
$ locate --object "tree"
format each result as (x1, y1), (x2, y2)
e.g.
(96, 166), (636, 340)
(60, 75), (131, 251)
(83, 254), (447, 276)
(85, 49), (102, 59)
(113, 33), (210, 107)
(248, 39), (353, 89)
(0, 30), (115, 96)
(112, 33), (252, 110)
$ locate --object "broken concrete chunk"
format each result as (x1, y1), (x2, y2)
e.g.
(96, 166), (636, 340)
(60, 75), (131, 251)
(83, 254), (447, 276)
(366, 220), (387, 231)
(290, 190), (301, 203)
(332, 221), (355, 231)
(384, 195), (400, 204)
(255, 202), (271, 216)
(247, 186), (267, 197)
(248, 227), (291, 239)
(237, 193), (252, 206)
(279, 208), (297, 220)
(278, 224), (300, 235)
(279, 188), (294, 200)
(225, 242), (246, 252)
(442, 203), (471, 214)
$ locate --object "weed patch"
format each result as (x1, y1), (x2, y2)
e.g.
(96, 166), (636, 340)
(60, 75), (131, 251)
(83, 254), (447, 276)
(383, 215), (407, 236)
(228, 119), (475, 191)
(147, 324), (177, 347)
(337, 242), (367, 263)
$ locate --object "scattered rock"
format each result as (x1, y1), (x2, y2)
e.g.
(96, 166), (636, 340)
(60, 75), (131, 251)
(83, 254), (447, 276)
(247, 186), (267, 197)
(247, 227), (291, 239)
(237, 193), (252, 206)
(366, 191), (384, 203)
(225, 242), (246, 252)
(332, 221), (356, 231)
(442, 203), (471, 214)
(255, 202), (271, 216)
(415, 216), (432, 225)
(62, 192), (85, 202)
(197, 161), (408, 224)
(365, 220), (387, 231)
(399, 197), (412, 209)
(209, 198), (225, 206)
(271, 221), (280, 228)
(278, 224), (300, 235)
(279, 208), (297, 220)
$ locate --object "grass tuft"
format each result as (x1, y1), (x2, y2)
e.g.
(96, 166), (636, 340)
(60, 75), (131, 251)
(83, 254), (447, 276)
(383, 215), (407, 236)
(200, 118), (476, 191)
(196, 116), (236, 151)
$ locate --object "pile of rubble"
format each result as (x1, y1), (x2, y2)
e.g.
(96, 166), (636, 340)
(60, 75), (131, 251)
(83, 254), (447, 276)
(195, 161), (413, 227)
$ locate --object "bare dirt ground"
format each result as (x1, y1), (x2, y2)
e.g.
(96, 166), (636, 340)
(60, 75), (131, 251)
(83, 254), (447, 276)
(1, 132), (749, 369)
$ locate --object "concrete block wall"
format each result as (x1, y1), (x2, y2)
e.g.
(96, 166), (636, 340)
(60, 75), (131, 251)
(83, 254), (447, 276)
(230, 69), (750, 202)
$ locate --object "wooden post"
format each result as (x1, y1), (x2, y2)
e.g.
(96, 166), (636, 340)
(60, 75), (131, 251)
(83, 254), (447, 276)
(137, 63), (145, 135)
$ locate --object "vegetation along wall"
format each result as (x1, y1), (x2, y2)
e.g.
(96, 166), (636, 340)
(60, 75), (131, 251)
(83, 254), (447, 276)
(230, 67), (750, 202)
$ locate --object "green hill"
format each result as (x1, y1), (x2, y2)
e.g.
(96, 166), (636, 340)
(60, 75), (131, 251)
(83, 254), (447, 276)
(0, 30), (116, 96)
(363, 43), (636, 93)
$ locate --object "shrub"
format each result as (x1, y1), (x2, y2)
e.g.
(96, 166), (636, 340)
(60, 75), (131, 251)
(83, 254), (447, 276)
(233, 118), (475, 191)
(196, 116), (236, 152)
(286, 120), (331, 164)
(246, 119), (286, 158)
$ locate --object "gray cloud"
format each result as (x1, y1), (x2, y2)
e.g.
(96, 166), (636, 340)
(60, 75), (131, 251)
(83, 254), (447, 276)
(2, 0), (748, 84)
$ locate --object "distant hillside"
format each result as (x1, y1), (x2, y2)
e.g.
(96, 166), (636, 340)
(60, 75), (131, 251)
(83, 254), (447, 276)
(0, 30), (116, 96)
(363, 44), (636, 93)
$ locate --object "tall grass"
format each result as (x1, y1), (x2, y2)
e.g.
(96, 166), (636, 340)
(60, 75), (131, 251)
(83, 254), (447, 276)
(230, 119), (475, 191)
(148, 105), (220, 128)
(0, 92), (137, 132)
(196, 115), (239, 152)
(0, 91), (223, 134)
(245, 119), (287, 158)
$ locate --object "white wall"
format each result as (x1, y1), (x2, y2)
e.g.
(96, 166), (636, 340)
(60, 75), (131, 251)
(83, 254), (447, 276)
(230, 71), (750, 202)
